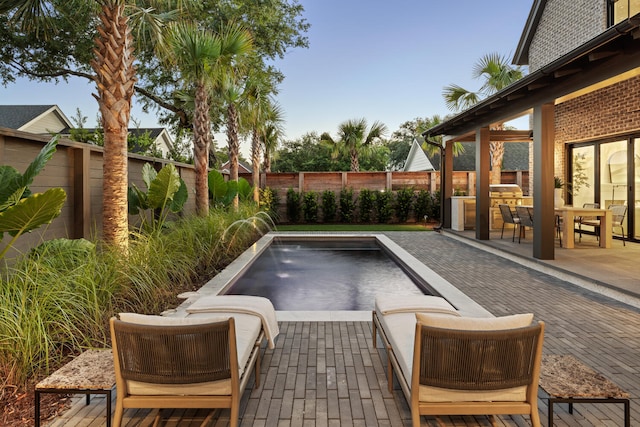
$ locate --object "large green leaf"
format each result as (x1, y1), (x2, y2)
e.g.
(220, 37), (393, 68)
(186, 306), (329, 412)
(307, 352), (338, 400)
(20, 135), (59, 187)
(170, 179), (188, 213)
(148, 164), (181, 209)
(141, 162), (157, 189)
(222, 180), (239, 205)
(0, 188), (67, 236)
(237, 177), (252, 200)
(208, 170), (227, 200)
(128, 185), (148, 215)
(0, 166), (23, 207)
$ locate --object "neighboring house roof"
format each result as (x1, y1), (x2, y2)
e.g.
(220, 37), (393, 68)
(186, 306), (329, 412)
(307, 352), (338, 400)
(404, 140), (529, 171)
(220, 160), (252, 174)
(0, 105), (72, 134)
(0, 104), (174, 157)
(416, 142), (530, 172)
(403, 138), (435, 171)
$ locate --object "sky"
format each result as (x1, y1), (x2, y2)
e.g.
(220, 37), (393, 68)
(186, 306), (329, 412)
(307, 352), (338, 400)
(1, 1), (534, 155)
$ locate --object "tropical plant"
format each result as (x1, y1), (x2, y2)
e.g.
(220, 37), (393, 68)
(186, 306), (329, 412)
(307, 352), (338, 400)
(0, 136), (67, 262)
(321, 118), (388, 172)
(237, 177), (253, 202)
(128, 163), (187, 234)
(208, 170), (238, 208)
(162, 21), (253, 216)
(0, 1), (195, 253)
(443, 53), (525, 184)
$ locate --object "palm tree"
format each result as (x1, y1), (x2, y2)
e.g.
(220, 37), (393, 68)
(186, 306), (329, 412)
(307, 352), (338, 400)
(2, 0), (186, 253)
(321, 118), (388, 172)
(243, 72), (275, 202)
(261, 105), (285, 174)
(162, 22), (252, 216)
(443, 52), (525, 184)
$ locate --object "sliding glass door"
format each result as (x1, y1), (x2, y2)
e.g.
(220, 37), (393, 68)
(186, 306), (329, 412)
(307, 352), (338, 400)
(569, 138), (635, 242)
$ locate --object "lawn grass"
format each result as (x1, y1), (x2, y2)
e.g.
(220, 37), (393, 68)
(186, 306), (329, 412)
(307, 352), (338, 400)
(274, 223), (434, 232)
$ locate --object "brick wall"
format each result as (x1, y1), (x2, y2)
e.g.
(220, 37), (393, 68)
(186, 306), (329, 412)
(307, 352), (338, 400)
(555, 76), (640, 143)
(529, 0), (607, 71)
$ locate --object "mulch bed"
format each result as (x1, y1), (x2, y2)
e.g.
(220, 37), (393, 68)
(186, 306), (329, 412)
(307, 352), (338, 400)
(1, 383), (71, 426)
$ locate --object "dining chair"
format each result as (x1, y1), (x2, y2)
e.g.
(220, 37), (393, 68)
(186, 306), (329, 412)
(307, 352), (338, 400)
(577, 203), (599, 242)
(580, 204), (627, 246)
(498, 204), (520, 242)
(515, 206), (534, 243)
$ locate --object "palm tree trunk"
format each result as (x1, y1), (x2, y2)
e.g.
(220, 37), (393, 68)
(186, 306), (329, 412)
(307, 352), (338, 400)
(227, 103), (240, 210)
(91, 1), (136, 253)
(350, 149), (360, 172)
(490, 141), (504, 184)
(251, 129), (260, 203)
(193, 83), (211, 216)
(489, 123), (506, 184)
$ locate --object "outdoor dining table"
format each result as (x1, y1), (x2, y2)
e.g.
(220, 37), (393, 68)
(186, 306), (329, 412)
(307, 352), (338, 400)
(555, 206), (612, 249)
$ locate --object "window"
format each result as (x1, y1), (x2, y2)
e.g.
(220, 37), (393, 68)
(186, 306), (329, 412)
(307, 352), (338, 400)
(610, 0), (640, 25)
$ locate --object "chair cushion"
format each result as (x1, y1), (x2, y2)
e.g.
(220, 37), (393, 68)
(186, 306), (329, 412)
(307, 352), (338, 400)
(415, 312), (533, 330)
(119, 312), (229, 326)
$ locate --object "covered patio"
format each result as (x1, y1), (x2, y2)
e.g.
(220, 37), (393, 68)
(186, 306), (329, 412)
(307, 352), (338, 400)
(424, 13), (640, 260)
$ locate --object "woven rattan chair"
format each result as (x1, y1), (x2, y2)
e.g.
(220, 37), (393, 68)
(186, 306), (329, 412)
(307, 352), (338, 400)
(110, 317), (252, 427)
(515, 205), (534, 243)
(410, 321), (545, 427)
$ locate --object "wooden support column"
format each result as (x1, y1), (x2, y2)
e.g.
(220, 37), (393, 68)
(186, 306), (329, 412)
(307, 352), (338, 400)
(442, 139), (453, 229)
(475, 127), (490, 240)
(533, 102), (555, 260)
(72, 146), (91, 239)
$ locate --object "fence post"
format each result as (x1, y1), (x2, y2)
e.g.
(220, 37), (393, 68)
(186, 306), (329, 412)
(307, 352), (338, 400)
(72, 146), (91, 239)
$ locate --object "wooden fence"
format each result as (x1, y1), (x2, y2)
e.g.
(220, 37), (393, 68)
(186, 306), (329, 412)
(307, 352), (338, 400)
(1, 128), (529, 256)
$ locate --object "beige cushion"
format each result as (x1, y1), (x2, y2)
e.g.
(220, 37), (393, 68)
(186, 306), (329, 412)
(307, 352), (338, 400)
(415, 312), (533, 330)
(118, 312), (229, 326)
(127, 378), (232, 396)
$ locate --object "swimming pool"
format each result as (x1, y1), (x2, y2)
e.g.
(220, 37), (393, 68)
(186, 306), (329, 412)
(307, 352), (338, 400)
(181, 233), (490, 320)
(224, 238), (427, 310)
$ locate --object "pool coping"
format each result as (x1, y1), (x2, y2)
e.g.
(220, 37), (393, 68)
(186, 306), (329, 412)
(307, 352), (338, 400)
(170, 232), (492, 321)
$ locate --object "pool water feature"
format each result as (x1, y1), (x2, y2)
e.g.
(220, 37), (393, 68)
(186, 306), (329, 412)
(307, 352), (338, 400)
(224, 239), (427, 311)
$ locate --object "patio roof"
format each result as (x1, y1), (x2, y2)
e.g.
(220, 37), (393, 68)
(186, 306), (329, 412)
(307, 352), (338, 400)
(424, 14), (640, 140)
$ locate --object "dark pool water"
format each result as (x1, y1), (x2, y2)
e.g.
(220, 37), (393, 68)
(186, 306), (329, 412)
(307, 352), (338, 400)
(225, 239), (427, 310)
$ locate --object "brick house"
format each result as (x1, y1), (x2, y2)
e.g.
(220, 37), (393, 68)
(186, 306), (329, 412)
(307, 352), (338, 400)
(424, 0), (640, 259)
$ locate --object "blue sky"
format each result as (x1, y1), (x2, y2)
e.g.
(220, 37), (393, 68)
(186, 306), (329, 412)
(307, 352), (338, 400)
(2, 1), (533, 152)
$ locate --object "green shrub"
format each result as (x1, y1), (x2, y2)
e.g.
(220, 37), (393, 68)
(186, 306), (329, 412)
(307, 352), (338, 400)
(286, 188), (301, 223)
(429, 190), (441, 221)
(302, 192), (318, 223)
(259, 187), (279, 220)
(395, 187), (414, 223)
(339, 188), (356, 223)
(321, 190), (337, 222)
(414, 189), (431, 223)
(358, 189), (375, 223)
(375, 191), (394, 223)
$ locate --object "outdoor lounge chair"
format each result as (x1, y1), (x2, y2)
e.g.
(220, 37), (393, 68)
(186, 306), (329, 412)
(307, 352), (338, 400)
(373, 299), (544, 427)
(110, 309), (268, 427)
